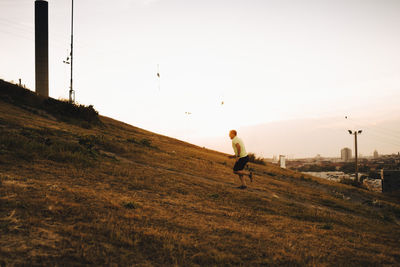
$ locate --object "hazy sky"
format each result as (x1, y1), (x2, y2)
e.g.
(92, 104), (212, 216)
(1, 0), (400, 157)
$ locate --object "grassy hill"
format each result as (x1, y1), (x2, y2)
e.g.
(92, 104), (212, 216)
(1, 80), (399, 266)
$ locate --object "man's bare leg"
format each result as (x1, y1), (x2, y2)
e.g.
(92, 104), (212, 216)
(234, 170), (253, 182)
(236, 174), (247, 187)
(235, 170), (250, 176)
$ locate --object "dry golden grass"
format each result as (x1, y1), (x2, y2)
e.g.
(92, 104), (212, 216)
(0, 84), (400, 266)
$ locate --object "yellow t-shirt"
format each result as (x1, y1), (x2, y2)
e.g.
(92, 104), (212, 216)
(232, 136), (248, 158)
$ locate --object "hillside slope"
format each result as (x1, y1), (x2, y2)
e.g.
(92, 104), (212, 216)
(1, 80), (399, 266)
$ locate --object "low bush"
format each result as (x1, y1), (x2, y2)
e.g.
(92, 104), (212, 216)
(208, 193), (219, 199)
(140, 138), (152, 147)
(318, 223), (333, 230)
(78, 135), (97, 150)
(0, 80), (101, 127)
(127, 137), (157, 149)
(248, 153), (265, 165)
(127, 138), (136, 144)
(43, 98), (100, 125)
(79, 135), (127, 154)
(123, 201), (139, 209)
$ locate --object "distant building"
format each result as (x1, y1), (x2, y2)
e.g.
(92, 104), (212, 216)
(381, 170), (400, 193)
(279, 155), (286, 169)
(341, 147), (352, 162)
(373, 150), (379, 159)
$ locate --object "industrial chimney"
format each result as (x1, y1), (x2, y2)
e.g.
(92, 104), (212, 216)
(35, 0), (49, 97)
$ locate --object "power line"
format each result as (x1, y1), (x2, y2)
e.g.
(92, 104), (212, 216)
(0, 17), (91, 50)
(0, 21), (66, 42)
(0, 28), (34, 42)
(361, 131), (400, 148)
(349, 116), (400, 137)
(346, 116), (400, 144)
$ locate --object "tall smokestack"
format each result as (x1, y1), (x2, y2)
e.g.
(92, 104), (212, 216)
(35, 0), (49, 97)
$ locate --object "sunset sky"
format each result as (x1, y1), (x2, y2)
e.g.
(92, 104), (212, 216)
(1, 0), (399, 157)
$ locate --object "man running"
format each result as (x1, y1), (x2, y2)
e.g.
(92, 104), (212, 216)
(228, 130), (253, 189)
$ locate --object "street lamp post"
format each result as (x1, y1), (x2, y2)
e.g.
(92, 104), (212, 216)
(348, 130), (362, 182)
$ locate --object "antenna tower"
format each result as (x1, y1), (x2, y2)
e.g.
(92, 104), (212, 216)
(68, 0), (75, 103)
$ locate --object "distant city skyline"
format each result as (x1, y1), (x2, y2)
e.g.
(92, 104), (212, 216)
(192, 115), (400, 158)
(1, 0), (399, 157)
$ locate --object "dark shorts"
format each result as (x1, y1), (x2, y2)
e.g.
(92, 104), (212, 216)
(233, 156), (249, 172)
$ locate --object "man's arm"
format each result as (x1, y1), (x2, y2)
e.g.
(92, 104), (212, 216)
(228, 142), (241, 159)
(235, 143), (241, 158)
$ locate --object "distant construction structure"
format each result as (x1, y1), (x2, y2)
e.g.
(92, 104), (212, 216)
(279, 155), (286, 169)
(341, 147), (352, 162)
(35, 0), (49, 97)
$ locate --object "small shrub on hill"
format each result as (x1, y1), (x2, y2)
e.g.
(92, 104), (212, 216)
(140, 138), (152, 147)
(123, 201), (139, 209)
(318, 223), (333, 230)
(248, 153), (265, 165)
(79, 135), (127, 154)
(208, 193), (219, 199)
(127, 138), (158, 149)
(0, 80), (101, 127)
(127, 138), (136, 144)
(43, 98), (100, 126)
(78, 135), (97, 150)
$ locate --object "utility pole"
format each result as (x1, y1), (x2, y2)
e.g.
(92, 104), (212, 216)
(348, 130), (362, 182)
(68, 0), (75, 103)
